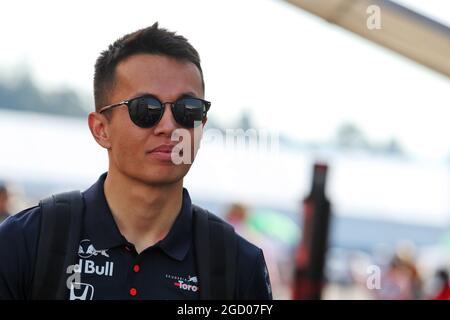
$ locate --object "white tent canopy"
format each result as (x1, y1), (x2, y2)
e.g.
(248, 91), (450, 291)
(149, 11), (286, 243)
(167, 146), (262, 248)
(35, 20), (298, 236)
(285, 0), (450, 77)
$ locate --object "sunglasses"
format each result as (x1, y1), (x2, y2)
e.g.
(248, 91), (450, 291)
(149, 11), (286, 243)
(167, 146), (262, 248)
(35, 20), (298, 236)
(99, 94), (211, 128)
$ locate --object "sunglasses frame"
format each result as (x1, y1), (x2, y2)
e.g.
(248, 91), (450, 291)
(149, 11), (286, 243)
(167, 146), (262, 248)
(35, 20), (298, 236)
(98, 94), (211, 128)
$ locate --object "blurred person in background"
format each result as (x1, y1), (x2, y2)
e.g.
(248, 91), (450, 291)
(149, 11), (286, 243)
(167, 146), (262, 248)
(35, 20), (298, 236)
(375, 256), (413, 300)
(225, 203), (248, 235)
(395, 241), (423, 299)
(375, 252), (422, 300)
(0, 183), (10, 223)
(430, 269), (450, 300)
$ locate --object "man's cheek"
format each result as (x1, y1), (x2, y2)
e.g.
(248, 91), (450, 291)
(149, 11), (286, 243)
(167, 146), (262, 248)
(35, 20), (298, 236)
(114, 139), (139, 163)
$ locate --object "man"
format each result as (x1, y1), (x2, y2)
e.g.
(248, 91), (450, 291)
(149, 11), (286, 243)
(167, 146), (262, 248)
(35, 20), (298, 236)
(0, 23), (272, 300)
(0, 183), (10, 223)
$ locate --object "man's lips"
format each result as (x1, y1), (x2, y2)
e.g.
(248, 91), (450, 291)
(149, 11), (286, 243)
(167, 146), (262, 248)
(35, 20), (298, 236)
(146, 144), (180, 162)
(148, 144), (175, 153)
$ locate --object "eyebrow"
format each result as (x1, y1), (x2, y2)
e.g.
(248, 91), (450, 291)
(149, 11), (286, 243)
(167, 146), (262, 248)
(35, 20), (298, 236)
(131, 91), (198, 101)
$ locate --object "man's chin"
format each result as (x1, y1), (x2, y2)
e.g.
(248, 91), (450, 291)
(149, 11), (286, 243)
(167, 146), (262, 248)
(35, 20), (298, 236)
(139, 169), (189, 187)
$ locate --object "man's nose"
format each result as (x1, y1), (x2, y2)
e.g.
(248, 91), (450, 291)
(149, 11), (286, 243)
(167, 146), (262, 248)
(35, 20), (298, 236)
(153, 103), (178, 136)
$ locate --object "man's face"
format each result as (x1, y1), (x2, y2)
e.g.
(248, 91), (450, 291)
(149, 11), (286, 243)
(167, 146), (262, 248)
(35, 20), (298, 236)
(97, 53), (205, 186)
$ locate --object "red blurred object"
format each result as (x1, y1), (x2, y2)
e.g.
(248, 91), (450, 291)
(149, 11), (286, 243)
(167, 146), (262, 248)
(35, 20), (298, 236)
(292, 163), (331, 300)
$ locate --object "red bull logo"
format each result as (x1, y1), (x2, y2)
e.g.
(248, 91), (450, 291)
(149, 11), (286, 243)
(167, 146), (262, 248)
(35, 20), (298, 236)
(76, 259), (114, 277)
(78, 239), (109, 258)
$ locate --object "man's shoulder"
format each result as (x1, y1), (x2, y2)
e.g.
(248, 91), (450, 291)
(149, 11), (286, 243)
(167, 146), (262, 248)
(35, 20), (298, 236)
(235, 232), (264, 261)
(195, 207), (264, 261)
(0, 205), (41, 238)
(0, 205), (42, 256)
(193, 206), (270, 298)
(0, 206), (42, 299)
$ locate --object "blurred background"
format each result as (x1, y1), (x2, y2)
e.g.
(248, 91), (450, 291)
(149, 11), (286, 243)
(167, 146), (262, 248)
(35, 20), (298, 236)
(0, 0), (449, 300)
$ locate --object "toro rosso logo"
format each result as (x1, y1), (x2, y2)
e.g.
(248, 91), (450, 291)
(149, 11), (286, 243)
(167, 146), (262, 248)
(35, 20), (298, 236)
(78, 239), (109, 258)
(174, 275), (199, 292)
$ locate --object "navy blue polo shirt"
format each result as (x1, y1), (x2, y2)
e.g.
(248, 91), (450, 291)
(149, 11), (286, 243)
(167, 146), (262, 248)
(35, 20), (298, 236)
(0, 173), (272, 300)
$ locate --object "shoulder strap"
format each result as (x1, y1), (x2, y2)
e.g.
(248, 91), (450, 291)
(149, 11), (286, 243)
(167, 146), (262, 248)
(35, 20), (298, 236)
(192, 205), (237, 300)
(31, 191), (84, 300)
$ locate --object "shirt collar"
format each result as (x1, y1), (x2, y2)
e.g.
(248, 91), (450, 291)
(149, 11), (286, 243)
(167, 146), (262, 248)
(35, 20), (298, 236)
(82, 172), (192, 261)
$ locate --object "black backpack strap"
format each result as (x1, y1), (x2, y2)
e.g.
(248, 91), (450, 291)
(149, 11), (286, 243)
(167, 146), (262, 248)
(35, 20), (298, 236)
(193, 204), (211, 299)
(31, 191), (84, 300)
(193, 205), (237, 300)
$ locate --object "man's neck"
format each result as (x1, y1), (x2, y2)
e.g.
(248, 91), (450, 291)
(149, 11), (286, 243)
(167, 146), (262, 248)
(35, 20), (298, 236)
(103, 170), (183, 254)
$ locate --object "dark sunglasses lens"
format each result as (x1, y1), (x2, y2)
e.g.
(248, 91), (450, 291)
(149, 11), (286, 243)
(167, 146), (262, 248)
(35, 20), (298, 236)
(128, 97), (163, 128)
(173, 98), (205, 128)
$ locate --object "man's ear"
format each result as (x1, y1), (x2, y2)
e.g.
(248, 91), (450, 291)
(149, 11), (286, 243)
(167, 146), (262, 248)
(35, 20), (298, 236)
(202, 116), (208, 127)
(88, 112), (112, 149)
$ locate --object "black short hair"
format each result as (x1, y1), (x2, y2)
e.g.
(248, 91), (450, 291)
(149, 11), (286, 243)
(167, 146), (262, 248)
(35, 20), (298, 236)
(93, 22), (204, 111)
